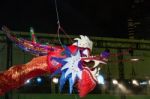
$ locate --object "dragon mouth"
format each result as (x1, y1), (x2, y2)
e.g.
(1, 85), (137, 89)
(82, 57), (107, 82)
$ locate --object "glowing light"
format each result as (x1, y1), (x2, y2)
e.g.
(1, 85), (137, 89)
(37, 77), (42, 83)
(112, 79), (118, 85)
(132, 79), (139, 86)
(97, 75), (105, 84)
(148, 80), (150, 85)
(118, 83), (131, 94)
(25, 79), (31, 84)
(130, 58), (139, 62)
(140, 81), (148, 85)
(52, 77), (58, 84)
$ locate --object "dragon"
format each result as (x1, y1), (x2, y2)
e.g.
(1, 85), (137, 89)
(0, 26), (110, 97)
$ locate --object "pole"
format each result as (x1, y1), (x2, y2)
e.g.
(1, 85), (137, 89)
(5, 37), (13, 99)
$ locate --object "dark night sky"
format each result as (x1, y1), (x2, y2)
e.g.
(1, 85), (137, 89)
(0, 0), (149, 38)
